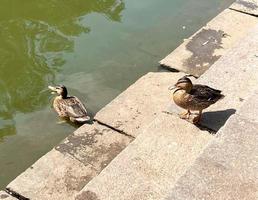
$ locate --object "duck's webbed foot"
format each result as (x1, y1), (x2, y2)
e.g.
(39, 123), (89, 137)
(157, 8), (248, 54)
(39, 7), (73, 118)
(179, 110), (191, 119)
(193, 110), (202, 124)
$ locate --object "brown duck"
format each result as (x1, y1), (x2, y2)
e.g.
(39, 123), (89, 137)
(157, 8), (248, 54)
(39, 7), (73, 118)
(48, 85), (90, 123)
(169, 76), (224, 124)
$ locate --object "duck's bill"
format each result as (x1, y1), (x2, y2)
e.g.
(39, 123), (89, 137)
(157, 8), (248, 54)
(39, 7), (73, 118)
(48, 85), (56, 91)
(168, 85), (176, 90)
(48, 86), (57, 94)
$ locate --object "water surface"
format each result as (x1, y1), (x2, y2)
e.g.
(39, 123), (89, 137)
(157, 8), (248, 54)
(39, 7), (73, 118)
(0, 0), (234, 188)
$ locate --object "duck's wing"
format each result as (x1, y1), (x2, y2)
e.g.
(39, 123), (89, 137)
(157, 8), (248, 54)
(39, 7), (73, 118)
(189, 84), (224, 103)
(63, 96), (88, 118)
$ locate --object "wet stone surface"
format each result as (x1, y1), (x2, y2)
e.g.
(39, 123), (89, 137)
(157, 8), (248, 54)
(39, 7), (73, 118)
(7, 123), (132, 200)
(55, 122), (132, 172)
(236, 0), (258, 9)
(0, 191), (15, 200)
(75, 191), (100, 200)
(230, 0), (258, 15)
(160, 9), (258, 76)
(183, 28), (225, 70)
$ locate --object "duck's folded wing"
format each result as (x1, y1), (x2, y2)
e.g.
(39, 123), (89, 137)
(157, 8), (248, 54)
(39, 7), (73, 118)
(65, 96), (88, 118)
(190, 85), (223, 102)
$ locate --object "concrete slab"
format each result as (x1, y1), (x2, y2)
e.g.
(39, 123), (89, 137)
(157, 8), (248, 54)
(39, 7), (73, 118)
(7, 150), (98, 200)
(55, 122), (132, 172)
(230, 0), (258, 16)
(7, 123), (132, 200)
(167, 24), (258, 131)
(94, 72), (185, 137)
(166, 115), (258, 200)
(75, 113), (213, 200)
(160, 9), (258, 76)
(0, 191), (16, 200)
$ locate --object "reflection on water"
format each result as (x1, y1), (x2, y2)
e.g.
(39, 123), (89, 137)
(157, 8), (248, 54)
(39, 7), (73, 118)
(0, 0), (125, 140)
(0, 0), (234, 189)
(0, 0), (125, 188)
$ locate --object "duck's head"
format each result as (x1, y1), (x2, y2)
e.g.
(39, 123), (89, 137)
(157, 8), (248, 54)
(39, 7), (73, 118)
(169, 76), (193, 92)
(48, 85), (68, 98)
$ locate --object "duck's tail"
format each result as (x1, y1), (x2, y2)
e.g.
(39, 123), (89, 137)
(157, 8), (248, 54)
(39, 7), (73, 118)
(72, 116), (91, 123)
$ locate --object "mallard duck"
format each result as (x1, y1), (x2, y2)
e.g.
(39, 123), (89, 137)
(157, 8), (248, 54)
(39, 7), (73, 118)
(48, 85), (90, 123)
(169, 75), (224, 124)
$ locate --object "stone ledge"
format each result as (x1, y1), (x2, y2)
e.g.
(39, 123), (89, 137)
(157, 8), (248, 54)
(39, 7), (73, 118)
(167, 24), (258, 131)
(0, 191), (16, 200)
(7, 122), (132, 200)
(160, 8), (258, 76)
(7, 150), (97, 200)
(230, 0), (258, 16)
(166, 115), (258, 200)
(55, 122), (132, 172)
(75, 113), (213, 200)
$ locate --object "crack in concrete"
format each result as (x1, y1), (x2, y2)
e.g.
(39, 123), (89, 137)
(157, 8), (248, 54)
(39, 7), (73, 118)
(93, 119), (135, 139)
(235, 0), (258, 10)
(229, 7), (258, 17)
(4, 188), (29, 200)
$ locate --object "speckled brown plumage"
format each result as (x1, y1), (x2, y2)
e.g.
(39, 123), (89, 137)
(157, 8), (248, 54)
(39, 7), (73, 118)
(49, 85), (90, 123)
(171, 76), (224, 124)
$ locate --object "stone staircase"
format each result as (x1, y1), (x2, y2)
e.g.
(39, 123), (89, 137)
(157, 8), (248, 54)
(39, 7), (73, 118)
(166, 95), (258, 200)
(2, 1), (258, 199)
(72, 23), (258, 200)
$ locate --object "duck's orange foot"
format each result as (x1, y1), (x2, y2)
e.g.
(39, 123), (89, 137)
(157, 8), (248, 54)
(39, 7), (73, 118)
(179, 110), (191, 120)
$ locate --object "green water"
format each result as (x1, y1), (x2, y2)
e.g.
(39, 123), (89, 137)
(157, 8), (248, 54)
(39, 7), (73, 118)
(0, 0), (234, 189)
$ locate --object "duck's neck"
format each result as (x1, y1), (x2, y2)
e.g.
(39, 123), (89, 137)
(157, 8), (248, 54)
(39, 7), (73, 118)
(57, 94), (67, 99)
(173, 88), (187, 95)
(62, 94), (68, 99)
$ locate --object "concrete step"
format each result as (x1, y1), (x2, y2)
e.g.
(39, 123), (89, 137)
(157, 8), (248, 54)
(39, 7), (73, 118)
(230, 0), (258, 16)
(159, 8), (258, 76)
(94, 72), (185, 138)
(75, 113), (213, 200)
(74, 24), (258, 200)
(167, 24), (258, 132)
(6, 123), (132, 200)
(0, 191), (16, 200)
(165, 92), (258, 200)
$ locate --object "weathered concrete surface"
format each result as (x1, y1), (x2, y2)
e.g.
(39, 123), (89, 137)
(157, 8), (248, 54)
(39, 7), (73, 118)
(166, 115), (258, 200)
(7, 123), (132, 200)
(167, 24), (258, 131)
(230, 0), (258, 16)
(236, 89), (258, 123)
(75, 113), (213, 200)
(55, 122), (132, 172)
(160, 9), (258, 76)
(0, 191), (15, 200)
(7, 150), (97, 200)
(95, 72), (185, 137)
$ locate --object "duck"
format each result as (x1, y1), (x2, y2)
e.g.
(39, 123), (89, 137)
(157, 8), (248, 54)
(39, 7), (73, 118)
(169, 75), (224, 124)
(48, 85), (90, 123)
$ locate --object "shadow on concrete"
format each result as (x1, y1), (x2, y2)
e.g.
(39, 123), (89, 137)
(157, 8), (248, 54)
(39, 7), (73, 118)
(200, 108), (236, 132)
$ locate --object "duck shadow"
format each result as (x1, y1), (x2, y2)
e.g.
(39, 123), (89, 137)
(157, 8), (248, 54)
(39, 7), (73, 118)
(199, 108), (236, 133)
